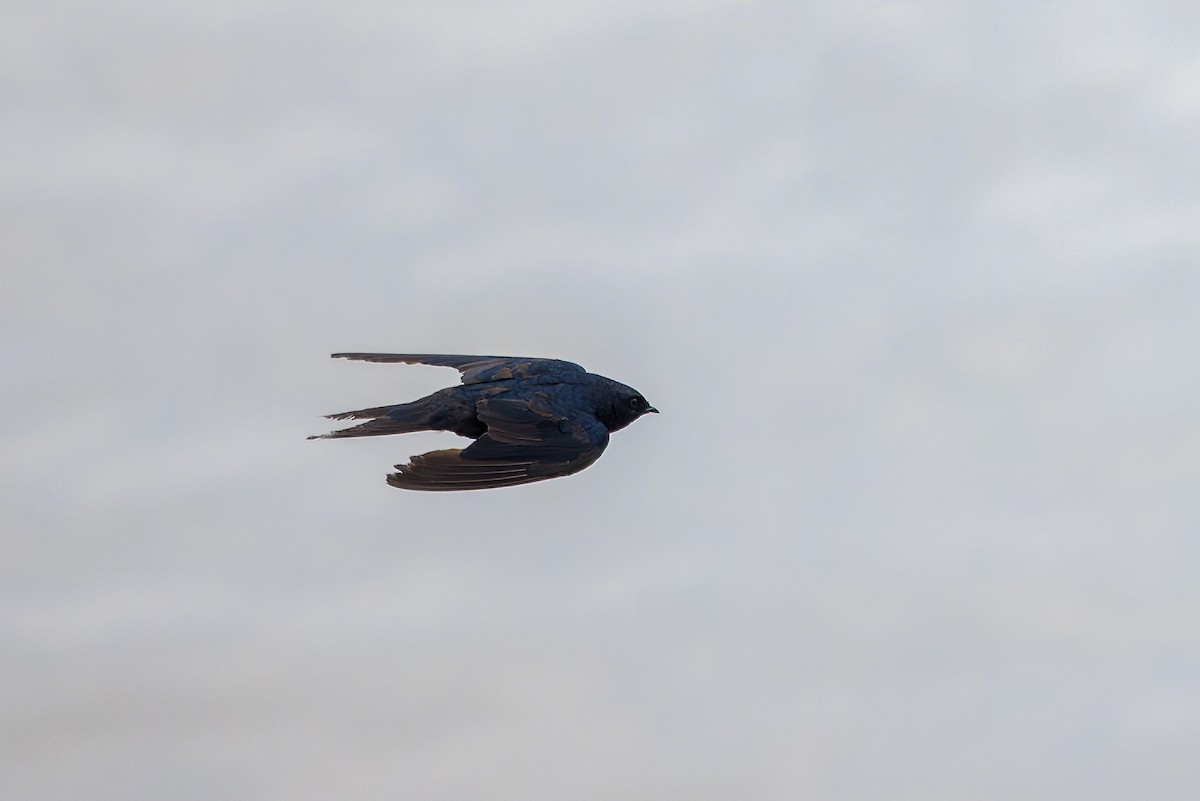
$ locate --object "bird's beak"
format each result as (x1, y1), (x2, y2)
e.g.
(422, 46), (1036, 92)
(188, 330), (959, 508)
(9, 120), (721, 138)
(647, 407), (659, 414)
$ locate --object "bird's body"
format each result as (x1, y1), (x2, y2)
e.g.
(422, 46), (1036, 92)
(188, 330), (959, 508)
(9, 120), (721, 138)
(311, 353), (657, 490)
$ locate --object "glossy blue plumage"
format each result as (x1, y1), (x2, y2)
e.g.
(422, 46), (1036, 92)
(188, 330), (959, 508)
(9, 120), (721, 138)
(312, 353), (657, 491)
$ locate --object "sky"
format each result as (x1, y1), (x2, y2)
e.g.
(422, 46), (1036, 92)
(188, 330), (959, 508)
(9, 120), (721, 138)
(3, 1), (1199, 799)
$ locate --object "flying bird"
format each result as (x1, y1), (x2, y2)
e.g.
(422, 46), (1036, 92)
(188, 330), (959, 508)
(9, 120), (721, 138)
(311, 353), (658, 490)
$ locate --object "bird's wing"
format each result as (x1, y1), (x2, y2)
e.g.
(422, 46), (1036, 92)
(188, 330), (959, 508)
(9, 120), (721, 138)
(466, 397), (607, 458)
(386, 397), (608, 491)
(330, 353), (585, 385)
(386, 449), (550, 491)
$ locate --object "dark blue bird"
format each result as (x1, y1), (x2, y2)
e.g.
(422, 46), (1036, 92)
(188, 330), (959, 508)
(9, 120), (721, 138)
(311, 353), (658, 491)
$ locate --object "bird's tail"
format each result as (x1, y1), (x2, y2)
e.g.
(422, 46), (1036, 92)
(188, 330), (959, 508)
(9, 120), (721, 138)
(308, 400), (435, 440)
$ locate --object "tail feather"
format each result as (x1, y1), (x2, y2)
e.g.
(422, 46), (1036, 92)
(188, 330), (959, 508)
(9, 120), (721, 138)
(309, 400), (433, 440)
(324, 403), (402, 421)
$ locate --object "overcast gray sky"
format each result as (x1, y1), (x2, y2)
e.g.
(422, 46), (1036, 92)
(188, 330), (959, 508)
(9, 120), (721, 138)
(3, 1), (1199, 799)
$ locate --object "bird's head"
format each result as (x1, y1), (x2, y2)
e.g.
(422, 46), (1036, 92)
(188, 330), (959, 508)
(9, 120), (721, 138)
(602, 386), (659, 432)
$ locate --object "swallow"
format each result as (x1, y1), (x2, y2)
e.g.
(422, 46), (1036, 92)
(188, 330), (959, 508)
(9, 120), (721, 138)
(311, 353), (657, 490)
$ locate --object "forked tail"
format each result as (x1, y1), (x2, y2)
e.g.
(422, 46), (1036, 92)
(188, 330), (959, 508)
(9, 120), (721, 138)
(308, 400), (435, 440)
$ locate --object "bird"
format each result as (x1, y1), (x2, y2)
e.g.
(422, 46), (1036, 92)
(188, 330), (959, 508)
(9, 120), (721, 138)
(310, 353), (658, 491)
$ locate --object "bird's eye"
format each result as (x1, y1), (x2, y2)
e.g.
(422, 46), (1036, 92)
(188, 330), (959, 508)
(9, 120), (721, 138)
(629, 397), (643, 409)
